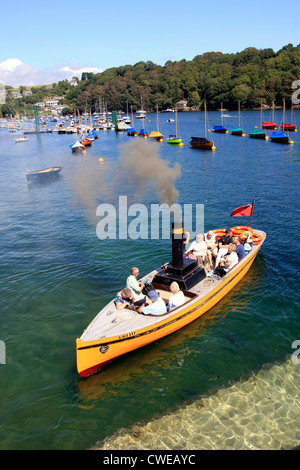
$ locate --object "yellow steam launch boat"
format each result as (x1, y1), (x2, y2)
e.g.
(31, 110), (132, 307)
(76, 223), (266, 377)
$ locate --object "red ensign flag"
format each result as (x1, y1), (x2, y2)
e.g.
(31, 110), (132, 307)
(230, 203), (253, 217)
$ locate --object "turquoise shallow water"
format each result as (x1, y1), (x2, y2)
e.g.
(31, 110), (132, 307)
(0, 110), (299, 449)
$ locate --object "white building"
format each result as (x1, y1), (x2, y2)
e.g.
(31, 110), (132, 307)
(45, 98), (60, 108)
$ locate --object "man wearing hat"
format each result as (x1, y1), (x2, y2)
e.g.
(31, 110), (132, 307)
(138, 290), (167, 315)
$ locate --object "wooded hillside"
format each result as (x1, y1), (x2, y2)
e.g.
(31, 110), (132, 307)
(2, 43), (300, 116)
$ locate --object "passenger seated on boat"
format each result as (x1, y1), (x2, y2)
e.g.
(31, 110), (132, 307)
(204, 231), (218, 268)
(137, 290), (167, 316)
(244, 243), (252, 254)
(233, 236), (245, 261)
(183, 230), (190, 245)
(215, 243), (238, 277)
(114, 288), (135, 310)
(126, 267), (146, 303)
(185, 234), (208, 268)
(243, 231), (253, 248)
(167, 282), (185, 311)
(215, 228), (233, 268)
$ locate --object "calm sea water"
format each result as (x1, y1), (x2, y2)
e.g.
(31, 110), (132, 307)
(0, 109), (299, 450)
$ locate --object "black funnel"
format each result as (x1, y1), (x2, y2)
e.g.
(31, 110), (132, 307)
(152, 222), (206, 290)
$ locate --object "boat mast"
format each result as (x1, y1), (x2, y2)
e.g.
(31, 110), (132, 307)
(221, 102), (223, 126)
(238, 100), (240, 127)
(204, 100), (207, 138)
(74, 108), (78, 140)
(249, 198), (255, 228)
(141, 96), (145, 132)
(131, 105), (134, 126)
(260, 99), (263, 129)
(78, 110), (83, 140)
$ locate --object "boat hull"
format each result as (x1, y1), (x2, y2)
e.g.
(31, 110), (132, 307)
(281, 123), (296, 131)
(149, 131), (163, 142)
(230, 127), (243, 136)
(248, 130), (266, 139)
(213, 126), (227, 133)
(81, 139), (92, 146)
(270, 131), (289, 143)
(270, 137), (289, 143)
(262, 122), (277, 130)
(26, 167), (62, 181)
(76, 234), (264, 377)
(189, 137), (213, 149)
(167, 137), (182, 145)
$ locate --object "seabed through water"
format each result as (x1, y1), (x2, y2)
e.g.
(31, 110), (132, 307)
(94, 357), (300, 450)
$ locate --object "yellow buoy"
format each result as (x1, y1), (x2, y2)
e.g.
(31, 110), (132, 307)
(179, 142), (184, 146)
(225, 130), (228, 134)
(98, 157), (104, 163)
(266, 136), (269, 141)
(212, 145), (216, 150)
(289, 140), (294, 145)
(82, 150), (86, 154)
(242, 133), (246, 137)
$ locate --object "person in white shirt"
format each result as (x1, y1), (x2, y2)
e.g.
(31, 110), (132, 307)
(215, 243), (238, 277)
(167, 282), (185, 311)
(126, 267), (145, 302)
(185, 234), (207, 267)
(204, 231), (218, 269)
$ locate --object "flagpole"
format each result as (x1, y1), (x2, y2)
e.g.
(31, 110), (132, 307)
(249, 198), (255, 227)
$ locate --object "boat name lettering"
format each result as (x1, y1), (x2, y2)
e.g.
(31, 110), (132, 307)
(118, 331), (136, 339)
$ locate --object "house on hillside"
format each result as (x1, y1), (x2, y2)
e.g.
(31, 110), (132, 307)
(10, 90), (22, 99)
(176, 100), (189, 111)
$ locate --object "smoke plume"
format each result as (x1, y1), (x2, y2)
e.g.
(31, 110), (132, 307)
(68, 139), (181, 223)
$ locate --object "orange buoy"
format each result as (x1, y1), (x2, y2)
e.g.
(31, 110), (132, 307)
(252, 233), (263, 245)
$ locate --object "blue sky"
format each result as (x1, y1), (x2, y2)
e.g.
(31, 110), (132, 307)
(1, 0), (299, 87)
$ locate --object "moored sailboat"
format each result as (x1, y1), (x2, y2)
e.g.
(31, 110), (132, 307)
(249, 100), (267, 140)
(149, 105), (163, 142)
(262, 100), (278, 130)
(137, 100), (148, 138)
(127, 106), (138, 136)
(281, 100), (297, 132)
(70, 109), (85, 152)
(230, 101), (245, 136)
(190, 101), (215, 150)
(270, 99), (291, 144)
(167, 105), (183, 145)
(213, 102), (227, 133)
